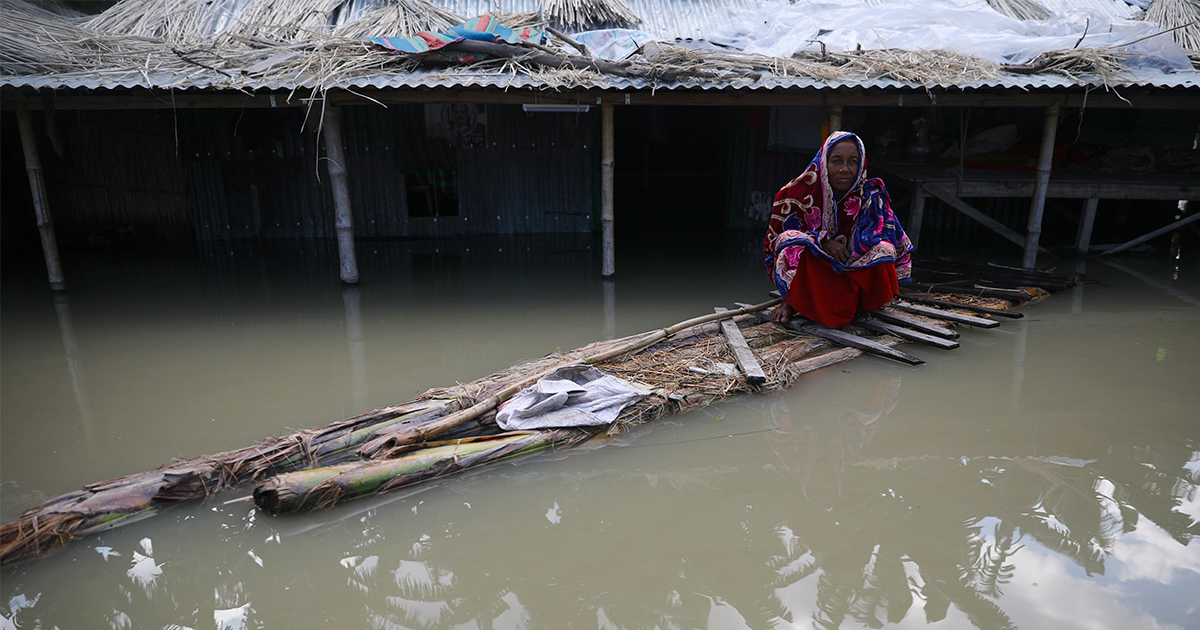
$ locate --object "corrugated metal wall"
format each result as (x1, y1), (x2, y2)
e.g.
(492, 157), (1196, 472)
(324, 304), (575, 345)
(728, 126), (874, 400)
(18, 103), (595, 244)
(38, 109), (192, 244)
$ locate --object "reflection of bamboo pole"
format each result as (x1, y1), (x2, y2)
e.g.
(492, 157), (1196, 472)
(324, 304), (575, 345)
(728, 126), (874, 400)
(602, 279), (616, 340)
(322, 105), (360, 285)
(343, 287), (367, 411)
(1022, 102), (1059, 269)
(53, 293), (95, 453)
(15, 101), (65, 292)
(601, 105), (615, 278)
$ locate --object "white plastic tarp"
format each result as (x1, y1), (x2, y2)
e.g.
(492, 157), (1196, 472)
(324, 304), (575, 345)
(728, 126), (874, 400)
(704, 0), (1191, 72)
(495, 365), (652, 430)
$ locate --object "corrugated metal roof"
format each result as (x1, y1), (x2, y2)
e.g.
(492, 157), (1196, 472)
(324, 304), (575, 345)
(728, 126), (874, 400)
(2, 0), (1195, 93)
(3, 63), (1196, 92)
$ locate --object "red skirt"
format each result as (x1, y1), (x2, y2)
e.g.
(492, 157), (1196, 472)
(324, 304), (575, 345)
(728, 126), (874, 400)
(784, 255), (898, 329)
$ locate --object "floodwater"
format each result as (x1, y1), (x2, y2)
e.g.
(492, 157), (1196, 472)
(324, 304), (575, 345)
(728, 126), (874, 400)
(2, 234), (1198, 630)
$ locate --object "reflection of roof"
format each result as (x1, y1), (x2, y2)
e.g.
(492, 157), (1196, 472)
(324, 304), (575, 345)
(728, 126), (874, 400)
(1, 0), (1196, 96)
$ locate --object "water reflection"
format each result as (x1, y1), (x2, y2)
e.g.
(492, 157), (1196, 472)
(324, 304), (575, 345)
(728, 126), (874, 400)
(1, 240), (1197, 630)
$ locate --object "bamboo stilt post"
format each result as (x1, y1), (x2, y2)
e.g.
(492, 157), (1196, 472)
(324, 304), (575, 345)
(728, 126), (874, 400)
(16, 101), (65, 292)
(1075, 197), (1099, 255)
(322, 105), (360, 285)
(1023, 102), (1060, 269)
(601, 105), (615, 278)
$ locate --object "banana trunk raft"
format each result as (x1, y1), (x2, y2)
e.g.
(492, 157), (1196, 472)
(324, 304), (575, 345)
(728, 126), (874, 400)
(1, 266), (1073, 566)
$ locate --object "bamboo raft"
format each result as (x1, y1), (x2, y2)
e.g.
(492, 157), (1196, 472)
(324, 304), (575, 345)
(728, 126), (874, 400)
(0, 263), (1079, 566)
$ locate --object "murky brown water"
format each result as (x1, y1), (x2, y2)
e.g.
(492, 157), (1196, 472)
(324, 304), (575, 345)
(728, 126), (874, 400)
(2, 235), (1198, 630)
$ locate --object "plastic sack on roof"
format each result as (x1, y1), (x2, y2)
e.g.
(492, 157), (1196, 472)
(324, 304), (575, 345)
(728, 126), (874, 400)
(705, 0), (1191, 72)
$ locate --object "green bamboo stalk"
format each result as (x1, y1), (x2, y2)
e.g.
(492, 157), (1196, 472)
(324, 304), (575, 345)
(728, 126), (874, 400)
(255, 430), (589, 514)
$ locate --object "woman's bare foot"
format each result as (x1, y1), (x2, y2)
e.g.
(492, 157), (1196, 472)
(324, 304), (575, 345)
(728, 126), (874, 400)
(769, 302), (795, 323)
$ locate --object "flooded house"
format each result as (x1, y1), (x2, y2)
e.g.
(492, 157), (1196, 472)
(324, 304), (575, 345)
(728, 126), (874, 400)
(3, 0), (1198, 290)
(2, 0), (1199, 628)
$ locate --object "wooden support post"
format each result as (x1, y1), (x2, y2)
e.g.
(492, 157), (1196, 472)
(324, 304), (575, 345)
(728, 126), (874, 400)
(16, 101), (66, 292)
(321, 105), (360, 285)
(1023, 102), (1060, 269)
(601, 105), (615, 278)
(828, 105), (843, 134)
(1075, 197), (1099, 255)
(909, 184), (927, 248)
(1098, 211), (1200, 256)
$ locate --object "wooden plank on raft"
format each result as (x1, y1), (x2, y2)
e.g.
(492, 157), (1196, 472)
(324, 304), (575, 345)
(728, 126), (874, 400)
(714, 307), (767, 385)
(898, 292), (1025, 319)
(891, 301), (1000, 328)
(870, 308), (959, 339)
(856, 318), (960, 350)
(738, 304), (925, 366)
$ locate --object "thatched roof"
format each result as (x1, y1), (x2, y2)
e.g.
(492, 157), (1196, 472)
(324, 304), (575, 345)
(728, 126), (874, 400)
(1, 0), (1197, 100)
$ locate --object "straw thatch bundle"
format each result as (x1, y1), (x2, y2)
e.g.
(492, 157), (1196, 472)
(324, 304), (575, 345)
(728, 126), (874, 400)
(833, 49), (1002, 85)
(540, 0), (640, 30)
(1142, 0), (1200, 51)
(84, 0), (346, 44)
(332, 0), (464, 40)
(986, 0), (1052, 21)
(1005, 46), (1131, 84)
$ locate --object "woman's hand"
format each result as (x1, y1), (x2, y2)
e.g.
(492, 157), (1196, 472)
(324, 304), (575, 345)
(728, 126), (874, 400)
(823, 238), (852, 264)
(769, 302), (795, 323)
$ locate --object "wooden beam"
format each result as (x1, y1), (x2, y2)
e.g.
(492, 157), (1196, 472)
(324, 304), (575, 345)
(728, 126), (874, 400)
(715, 308), (767, 385)
(891, 302), (1000, 328)
(601, 104), (615, 278)
(1098, 211), (1200, 256)
(923, 185), (1052, 256)
(15, 100), (66, 292)
(321, 105), (360, 285)
(856, 318), (959, 350)
(870, 308), (959, 339)
(1023, 102), (1060, 268)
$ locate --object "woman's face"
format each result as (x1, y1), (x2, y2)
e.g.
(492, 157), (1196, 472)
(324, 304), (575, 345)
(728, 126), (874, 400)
(826, 139), (860, 196)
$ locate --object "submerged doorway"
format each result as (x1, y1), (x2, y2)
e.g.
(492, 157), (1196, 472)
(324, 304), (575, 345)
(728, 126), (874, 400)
(613, 106), (737, 244)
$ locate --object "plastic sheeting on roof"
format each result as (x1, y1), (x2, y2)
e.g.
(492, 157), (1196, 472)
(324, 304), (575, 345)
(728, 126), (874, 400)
(704, 0), (1191, 70)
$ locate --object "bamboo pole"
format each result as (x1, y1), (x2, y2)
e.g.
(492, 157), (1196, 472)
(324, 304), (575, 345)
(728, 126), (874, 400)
(15, 100), (66, 292)
(357, 298), (782, 458)
(601, 105), (615, 278)
(255, 430), (590, 514)
(322, 104), (360, 285)
(1075, 197), (1099, 255)
(1023, 102), (1060, 269)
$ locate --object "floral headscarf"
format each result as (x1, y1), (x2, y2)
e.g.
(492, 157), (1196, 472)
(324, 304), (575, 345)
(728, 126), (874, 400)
(764, 131), (913, 297)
